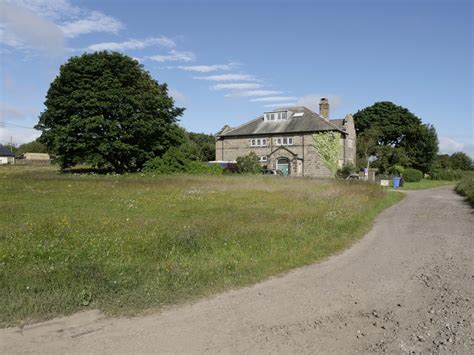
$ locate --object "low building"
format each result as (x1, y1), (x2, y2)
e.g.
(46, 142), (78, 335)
(14, 152), (52, 166)
(215, 98), (356, 178)
(23, 153), (50, 161)
(0, 146), (15, 165)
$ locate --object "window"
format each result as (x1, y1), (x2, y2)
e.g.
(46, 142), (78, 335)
(274, 137), (294, 146)
(264, 111), (289, 122)
(259, 156), (267, 162)
(250, 138), (268, 147)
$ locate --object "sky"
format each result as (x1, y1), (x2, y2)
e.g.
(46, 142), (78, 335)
(0, 0), (472, 156)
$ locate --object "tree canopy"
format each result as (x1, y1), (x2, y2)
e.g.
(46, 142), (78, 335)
(181, 132), (215, 162)
(433, 152), (473, 171)
(36, 51), (185, 172)
(16, 140), (48, 155)
(353, 101), (438, 173)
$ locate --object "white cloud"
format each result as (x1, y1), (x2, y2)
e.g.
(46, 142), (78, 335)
(439, 136), (474, 158)
(211, 83), (262, 91)
(60, 11), (122, 38)
(86, 36), (175, 52)
(9, 0), (81, 20)
(194, 74), (258, 81)
(251, 96), (298, 102)
(176, 62), (238, 72)
(168, 88), (187, 105)
(0, 1), (65, 55)
(296, 94), (342, 112)
(147, 49), (195, 62)
(1, 0), (125, 54)
(264, 103), (297, 108)
(0, 126), (40, 146)
(226, 90), (283, 97)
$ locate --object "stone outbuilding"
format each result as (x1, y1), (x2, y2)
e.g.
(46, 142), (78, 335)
(215, 98), (356, 178)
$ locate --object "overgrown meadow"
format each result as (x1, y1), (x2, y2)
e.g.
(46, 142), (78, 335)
(0, 166), (402, 326)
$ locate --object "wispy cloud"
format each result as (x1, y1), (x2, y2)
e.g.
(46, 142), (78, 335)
(211, 83), (262, 91)
(439, 136), (474, 158)
(264, 103), (297, 108)
(251, 96), (298, 102)
(0, 1), (65, 55)
(226, 90), (283, 97)
(86, 36), (175, 52)
(60, 11), (122, 38)
(176, 62), (239, 73)
(147, 49), (195, 62)
(194, 74), (258, 82)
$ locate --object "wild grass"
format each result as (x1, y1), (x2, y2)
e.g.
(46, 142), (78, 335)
(455, 174), (474, 204)
(0, 165), (403, 326)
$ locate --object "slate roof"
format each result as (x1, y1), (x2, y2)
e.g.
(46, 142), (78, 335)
(0, 146), (15, 157)
(330, 118), (345, 129)
(218, 106), (345, 137)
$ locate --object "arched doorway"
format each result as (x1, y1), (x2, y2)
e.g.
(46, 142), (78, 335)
(277, 157), (290, 176)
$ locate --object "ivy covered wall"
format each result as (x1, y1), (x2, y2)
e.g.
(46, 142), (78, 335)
(312, 131), (340, 175)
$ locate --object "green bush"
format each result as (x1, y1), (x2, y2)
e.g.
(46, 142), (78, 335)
(388, 165), (404, 176)
(236, 152), (262, 174)
(455, 175), (474, 203)
(143, 147), (223, 175)
(403, 168), (423, 182)
(430, 169), (464, 181)
(337, 163), (356, 178)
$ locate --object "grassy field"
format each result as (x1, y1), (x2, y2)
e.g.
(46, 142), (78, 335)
(399, 179), (457, 190)
(0, 166), (403, 326)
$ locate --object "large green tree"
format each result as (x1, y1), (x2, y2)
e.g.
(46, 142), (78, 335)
(181, 132), (215, 162)
(353, 102), (438, 173)
(36, 51), (185, 172)
(449, 152), (473, 170)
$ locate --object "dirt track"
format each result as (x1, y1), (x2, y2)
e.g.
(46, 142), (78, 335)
(1, 187), (473, 354)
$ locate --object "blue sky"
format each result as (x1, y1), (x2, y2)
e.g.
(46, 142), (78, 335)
(0, 0), (472, 156)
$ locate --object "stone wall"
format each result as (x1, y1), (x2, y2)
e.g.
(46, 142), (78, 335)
(342, 114), (357, 165)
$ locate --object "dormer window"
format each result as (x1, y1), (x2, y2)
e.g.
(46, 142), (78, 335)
(264, 110), (289, 122)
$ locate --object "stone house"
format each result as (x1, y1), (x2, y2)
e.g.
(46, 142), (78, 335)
(215, 98), (356, 178)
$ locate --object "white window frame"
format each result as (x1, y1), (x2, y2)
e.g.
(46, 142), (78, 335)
(274, 137), (294, 146)
(260, 156), (267, 162)
(250, 138), (268, 147)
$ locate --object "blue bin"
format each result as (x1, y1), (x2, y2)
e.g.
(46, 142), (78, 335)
(392, 177), (401, 188)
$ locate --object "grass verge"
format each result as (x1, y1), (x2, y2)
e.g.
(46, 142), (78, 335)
(399, 179), (457, 190)
(0, 166), (403, 326)
(455, 174), (474, 204)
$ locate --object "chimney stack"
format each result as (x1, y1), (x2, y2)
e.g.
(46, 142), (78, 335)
(319, 97), (329, 120)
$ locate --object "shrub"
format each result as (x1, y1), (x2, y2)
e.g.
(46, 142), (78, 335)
(388, 165), (404, 176)
(403, 168), (423, 182)
(235, 152), (262, 174)
(455, 174), (474, 203)
(337, 163), (356, 178)
(143, 147), (223, 175)
(430, 169), (464, 181)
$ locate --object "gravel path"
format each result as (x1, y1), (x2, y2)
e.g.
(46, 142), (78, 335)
(1, 187), (473, 354)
